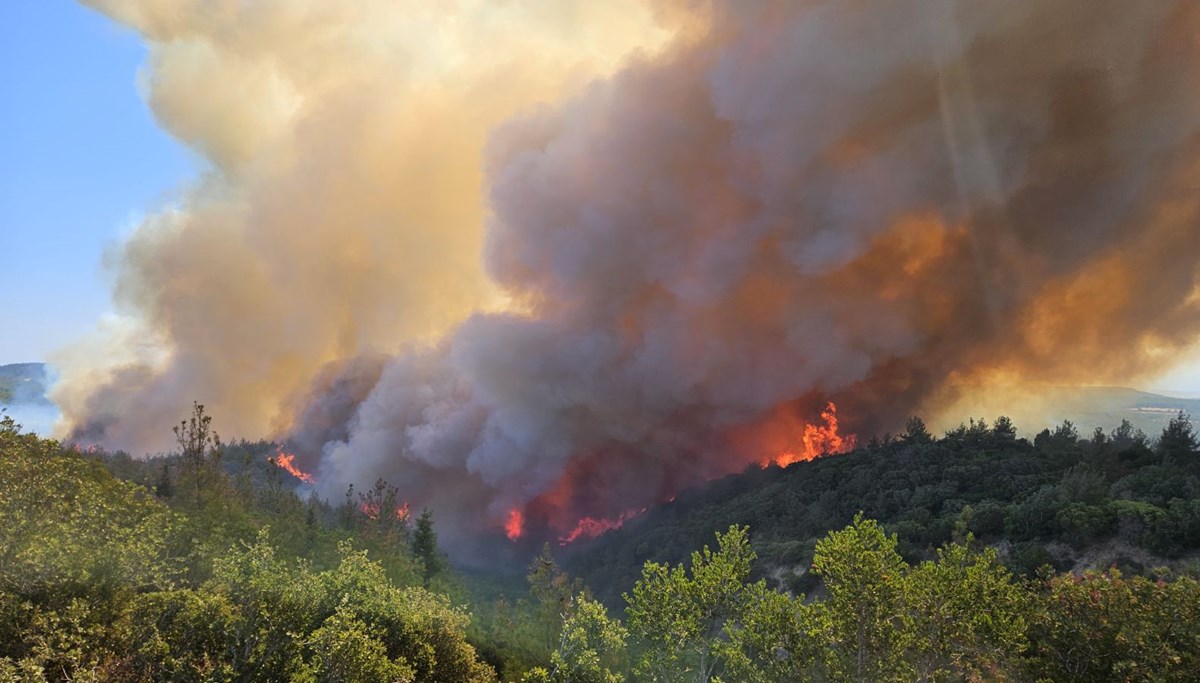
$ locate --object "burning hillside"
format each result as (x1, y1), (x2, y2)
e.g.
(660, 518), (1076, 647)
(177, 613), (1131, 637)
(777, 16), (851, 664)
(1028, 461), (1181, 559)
(58, 0), (1200, 556)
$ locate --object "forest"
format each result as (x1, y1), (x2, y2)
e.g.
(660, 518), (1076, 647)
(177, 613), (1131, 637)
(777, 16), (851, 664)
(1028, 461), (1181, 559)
(2, 406), (1199, 682)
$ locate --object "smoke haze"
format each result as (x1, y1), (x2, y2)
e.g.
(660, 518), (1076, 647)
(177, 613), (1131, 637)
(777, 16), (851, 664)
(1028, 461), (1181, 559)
(60, 0), (1200, 553)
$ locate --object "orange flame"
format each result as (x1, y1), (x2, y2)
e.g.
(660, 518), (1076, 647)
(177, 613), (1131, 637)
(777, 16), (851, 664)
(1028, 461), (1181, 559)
(271, 449), (316, 483)
(360, 501), (378, 519)
(359, 501), (410, 521)
(763, 401), (856, 468)
(504, 508), (524, 540)
(558, 508), (645, 545)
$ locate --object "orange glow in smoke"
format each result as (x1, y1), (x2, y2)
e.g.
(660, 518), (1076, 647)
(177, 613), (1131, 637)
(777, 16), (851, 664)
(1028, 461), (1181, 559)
(763, 401), (856, 468)
(505, 508), (524, 540)
(271, 449), (315, 483)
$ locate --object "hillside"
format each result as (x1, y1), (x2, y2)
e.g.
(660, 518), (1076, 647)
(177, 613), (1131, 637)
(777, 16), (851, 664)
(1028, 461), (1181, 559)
(0, 363), (58, 436)
(0, 363), (51, 405)
(565, 414), (1200, 607)
(3, 408), (1200, 680)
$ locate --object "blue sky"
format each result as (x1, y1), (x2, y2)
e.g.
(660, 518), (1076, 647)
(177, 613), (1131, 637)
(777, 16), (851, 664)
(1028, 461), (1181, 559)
(1, 1), (1198, 394)
(0, 0), (194, 365)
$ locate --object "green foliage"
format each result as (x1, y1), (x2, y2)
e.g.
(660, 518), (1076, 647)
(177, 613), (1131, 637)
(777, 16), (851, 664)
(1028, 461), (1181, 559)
(523, 595), (627, 683)
(122, 589), (240, 681)
(528, 544), (584, 656)
(0, 415), (496, 682)
(810, 515), (912, 681)
(903, 541), (1027, 680)
(296, 604), (416, 683)
(1158, 412), (1198, 468)
(1026, 569), (1200, 681)
(571, 413), (1200, 603)
(716, 580), (815, 683)
(0, 416), (180, 623)
(902, 415), (933, 443)
(8, 406), (1200, 683)
(412, 508), (445, 586)
(173, 402), (223, 509)
(624, 526), (757, 682)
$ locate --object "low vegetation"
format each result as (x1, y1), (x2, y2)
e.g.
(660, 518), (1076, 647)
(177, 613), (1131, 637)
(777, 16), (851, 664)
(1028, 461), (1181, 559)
(2, 405), (1199, 681)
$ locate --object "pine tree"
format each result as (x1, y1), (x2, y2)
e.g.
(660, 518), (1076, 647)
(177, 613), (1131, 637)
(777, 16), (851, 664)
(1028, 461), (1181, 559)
(173, 401), (222, 508)
(412, 508), (443, 586)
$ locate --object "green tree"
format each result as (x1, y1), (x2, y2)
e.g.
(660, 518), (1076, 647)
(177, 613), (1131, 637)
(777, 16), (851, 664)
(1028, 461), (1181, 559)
(904, 541), (1027, 680)
(624, 525), (756, 682)
(0, 417), (180, 678)
(355, 479), (410, 547)
(993, 415), (1018, 442)
(296, 603), (415, 683)
(523, 594), (627, 683)
(902, 416), (933, 444)
(718, 581), (818, 683)
(411, 508), (444, 587)
(528, 544), (583, 656)
(1158, 411), (1198, 468)
(809, 514), (911, 682)
(1112, 418), (1149, 447)
(172, 402), (223, 508)
(1026, 569), (1200, 681)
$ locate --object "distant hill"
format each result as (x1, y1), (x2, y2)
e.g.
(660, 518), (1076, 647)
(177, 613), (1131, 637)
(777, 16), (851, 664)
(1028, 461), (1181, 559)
(934, 385), (1200, 439)
(0, 362), (52, 405)
(0, 363), (58, 435)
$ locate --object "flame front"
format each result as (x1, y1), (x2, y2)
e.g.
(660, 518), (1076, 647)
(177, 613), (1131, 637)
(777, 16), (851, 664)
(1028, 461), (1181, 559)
(764, 402), (856, 468)
(504, 508), (524, 540)
(559, 508), (645, 545)
(271, 449), (315, 483)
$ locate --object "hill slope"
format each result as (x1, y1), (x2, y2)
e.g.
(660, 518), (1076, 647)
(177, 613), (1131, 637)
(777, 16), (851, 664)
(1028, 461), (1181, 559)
(565, 414), (1200, 606)
(0, 363), (51, 405)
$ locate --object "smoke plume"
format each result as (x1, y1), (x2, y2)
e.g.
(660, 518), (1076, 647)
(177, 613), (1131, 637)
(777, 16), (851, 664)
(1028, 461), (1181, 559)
(57, 0), (673, 452)
(61, 0), (1200, 553)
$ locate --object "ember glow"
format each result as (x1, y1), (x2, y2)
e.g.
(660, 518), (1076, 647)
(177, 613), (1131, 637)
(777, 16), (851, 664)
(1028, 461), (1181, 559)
(360, 501), (410, 522)
(270, 450), (315, 484)
(504, 509), (524, 541)
(763, 402), (857, 468)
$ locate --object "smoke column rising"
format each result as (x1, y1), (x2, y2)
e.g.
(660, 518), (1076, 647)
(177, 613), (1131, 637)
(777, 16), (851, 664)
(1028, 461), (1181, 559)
(55, 0), (673, 454)
(60, 0), (1200, 554)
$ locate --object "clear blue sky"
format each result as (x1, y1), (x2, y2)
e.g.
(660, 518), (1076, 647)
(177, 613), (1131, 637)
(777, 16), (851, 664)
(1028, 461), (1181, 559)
(1, 1), (1198, 393)
(0, 0), (194, 365)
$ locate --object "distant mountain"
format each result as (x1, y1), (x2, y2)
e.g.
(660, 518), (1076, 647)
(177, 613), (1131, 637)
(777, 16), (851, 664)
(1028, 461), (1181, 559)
(0, 363), (53, 405)
(935, 385), (1200, 439)
(0, 363), (58, 435)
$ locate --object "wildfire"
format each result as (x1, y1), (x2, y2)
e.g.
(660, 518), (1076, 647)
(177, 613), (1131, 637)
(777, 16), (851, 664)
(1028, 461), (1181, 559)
(764, 401), (856, 468)
(558, 508), (645, 545)
(360, 501), (409, 521)
(504, 508), (524, 540)
(270, 449), (315, 483)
